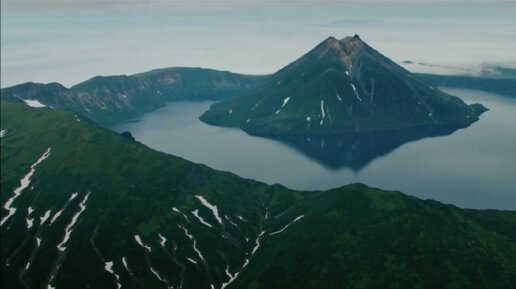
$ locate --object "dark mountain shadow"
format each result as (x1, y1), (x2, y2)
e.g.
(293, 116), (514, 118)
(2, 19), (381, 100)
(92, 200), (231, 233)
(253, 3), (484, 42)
(263, 125), (468, 172)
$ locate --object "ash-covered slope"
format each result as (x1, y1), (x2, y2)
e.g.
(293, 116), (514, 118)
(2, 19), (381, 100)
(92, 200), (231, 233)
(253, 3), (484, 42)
(200, 35), (486, 135)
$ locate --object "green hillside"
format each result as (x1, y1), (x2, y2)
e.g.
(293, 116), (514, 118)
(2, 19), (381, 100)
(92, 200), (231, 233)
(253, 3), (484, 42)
(1, 100), (515, 289)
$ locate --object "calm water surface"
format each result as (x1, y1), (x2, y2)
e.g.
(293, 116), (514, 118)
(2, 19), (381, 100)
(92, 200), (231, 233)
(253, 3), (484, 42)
(113, 88), (516, 210)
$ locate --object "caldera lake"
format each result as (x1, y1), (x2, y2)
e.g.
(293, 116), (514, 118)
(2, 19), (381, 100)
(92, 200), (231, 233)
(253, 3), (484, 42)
(112, 88), (516, 210)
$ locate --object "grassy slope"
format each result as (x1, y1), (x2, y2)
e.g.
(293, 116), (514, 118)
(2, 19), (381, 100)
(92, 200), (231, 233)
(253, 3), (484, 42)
(1, 100), (515, 289)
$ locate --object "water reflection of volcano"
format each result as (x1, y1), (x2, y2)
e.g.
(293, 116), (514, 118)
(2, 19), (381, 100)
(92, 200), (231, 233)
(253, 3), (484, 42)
(266, 125), (467, 172)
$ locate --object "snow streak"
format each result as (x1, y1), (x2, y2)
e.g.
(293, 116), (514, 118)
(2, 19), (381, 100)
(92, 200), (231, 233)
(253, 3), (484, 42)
(351, 83), (362, 101)
(50, 192), (78, 225)
(320, 100), (325, 125)
(186, 257), (197, 264)
(225, 215), (239, 227)
(26, 206), (35, 229)
(23, 99), (47, 108)
(222, 231), (266, 289)
(269, 215), (305, 236)
(57, 193), (90, 252)
(104, 261), (122, 289)
(159, 233), (167, 247)
(195, 195), (223, 225)
(1, 148), (51, 227)
(192, 209), (213, 228)
(150, 267), (163, 281)
(179, 225), (205, 262)
(134, 235), (152, 252)
(40, 210), (52, 225)
(172, 207), (190, 222)
(282, 96), (291, 108)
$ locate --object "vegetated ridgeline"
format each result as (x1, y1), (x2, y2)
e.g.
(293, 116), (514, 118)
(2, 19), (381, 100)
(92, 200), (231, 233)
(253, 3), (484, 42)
(0, 67), (267, 127)
(1, 98), (515, 289)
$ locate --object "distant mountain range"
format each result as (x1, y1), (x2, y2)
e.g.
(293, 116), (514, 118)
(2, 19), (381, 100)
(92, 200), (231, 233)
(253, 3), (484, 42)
(200, 35), (486, 136)
(398, 61), (516, 97)
(415, 73), (516, 97)
(1, 68), (266, 127)
(2, 99), (516, 289)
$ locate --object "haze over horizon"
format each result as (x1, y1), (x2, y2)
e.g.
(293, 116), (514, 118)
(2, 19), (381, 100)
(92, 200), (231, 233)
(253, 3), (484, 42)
(1, 1), (515, 87)
(2, 2), (516, 288)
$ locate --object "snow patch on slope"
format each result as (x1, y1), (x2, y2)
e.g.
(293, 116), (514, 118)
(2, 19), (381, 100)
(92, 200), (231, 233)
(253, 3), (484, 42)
(186, 257), (197, 264)
(26, 218), (34, 229)
(104, 261), (122, 289)
(320, 100), (325, 125)
(40, 209), (52, 225)
(150, 267), (164, 282)
(57, 193), (90, 252)
(269, 215), (305, 236)
(179, 225), (205, 262)
(26, 206), (35, 228)
(23, 99), (47, 108)
(50, 192), (78, 225)
(222, 230), (266, 289)
(195, 195), (223, 225)
(134, 235), (152, 252)
(351, 83), (362, 101)
(1, 148), (51, 227)
(225, 215), (239, 227)
(159, 233), (167, 247)
(172, 207), (190, 222)
(50, 209), (63, 225)
(282, 96), (291, 108)
(192, 209), (213, 228)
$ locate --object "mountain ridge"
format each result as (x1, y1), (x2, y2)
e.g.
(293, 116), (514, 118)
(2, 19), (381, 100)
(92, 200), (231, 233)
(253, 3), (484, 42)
(1, 67), (268, 127)
(1, 99), (515, 289)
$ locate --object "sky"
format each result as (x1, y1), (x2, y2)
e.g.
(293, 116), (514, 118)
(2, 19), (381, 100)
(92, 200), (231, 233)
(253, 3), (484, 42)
(1, 1), (515, 87)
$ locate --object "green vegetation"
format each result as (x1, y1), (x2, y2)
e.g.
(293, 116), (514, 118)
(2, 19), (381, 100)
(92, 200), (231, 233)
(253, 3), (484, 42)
(1, 67), (267, 127)
(1, 99), (515, 289)
(200, 36), (486, 136)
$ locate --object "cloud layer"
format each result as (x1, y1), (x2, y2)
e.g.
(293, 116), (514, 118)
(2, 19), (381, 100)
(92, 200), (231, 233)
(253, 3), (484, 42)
(2, 1), (515, 87)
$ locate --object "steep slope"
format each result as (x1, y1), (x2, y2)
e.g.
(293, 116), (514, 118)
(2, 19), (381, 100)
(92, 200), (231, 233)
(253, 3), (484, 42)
(200, 36), (486, 136)
(1, 100), (515, 289)
(1, 67), (266, 127)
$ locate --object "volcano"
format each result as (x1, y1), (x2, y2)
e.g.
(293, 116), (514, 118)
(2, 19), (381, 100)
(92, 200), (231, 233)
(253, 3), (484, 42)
(200, 35), (486, 135)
